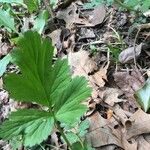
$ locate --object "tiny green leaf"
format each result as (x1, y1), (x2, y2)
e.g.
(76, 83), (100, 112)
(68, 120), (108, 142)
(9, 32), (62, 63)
(135, 77), (150, 112)
(0, 9), (17, 32)
(23, 0), (39, 13)
(50, 0), (58, 8)
(0, 54), (12, 77)
(0, 109), (54, 147)
(33, 10), (49, 34)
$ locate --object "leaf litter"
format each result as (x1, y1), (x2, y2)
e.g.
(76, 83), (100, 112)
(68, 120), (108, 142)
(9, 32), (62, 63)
(0, 0), (150, 149)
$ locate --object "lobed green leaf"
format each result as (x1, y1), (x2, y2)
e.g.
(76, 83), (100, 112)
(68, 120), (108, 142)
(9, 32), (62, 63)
(1, 31), (92, 147)
(0, 109), (54, 147)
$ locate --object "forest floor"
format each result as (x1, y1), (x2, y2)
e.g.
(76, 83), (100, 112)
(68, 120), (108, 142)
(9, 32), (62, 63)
(0, 0), (150, 150)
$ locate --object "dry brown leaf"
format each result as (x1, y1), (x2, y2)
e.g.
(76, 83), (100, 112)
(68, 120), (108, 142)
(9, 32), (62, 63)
(113, 104), (132, 128)
(89, 65), (108, 88)
(144, 134), (150, 143)
(102, 88), (125, 106)
(56, 3), (91, 29)
(127, 109), (150, 139)
(68, 50), (97, 76)
(121, 129), (137, 150)
(50, 29), (62, 47)
(136, 135), (150, 150)
(114, 70), (145, 101)
(78, 28), (95, 41)
(88, 5), (106, 26)
(86, 112), (123, 148)
(119, 43), (143, 64)
(68, 50), (109, 90)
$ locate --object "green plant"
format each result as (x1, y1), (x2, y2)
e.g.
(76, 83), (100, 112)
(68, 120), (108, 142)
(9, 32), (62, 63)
(0, 31), (92, 149)
(83, 0), (113, 9)
(123, 0), (150, 13)
(135, 77), (150, 112)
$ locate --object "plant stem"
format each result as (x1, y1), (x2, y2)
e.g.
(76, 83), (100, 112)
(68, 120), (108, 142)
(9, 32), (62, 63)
(53, 115), (72, 150)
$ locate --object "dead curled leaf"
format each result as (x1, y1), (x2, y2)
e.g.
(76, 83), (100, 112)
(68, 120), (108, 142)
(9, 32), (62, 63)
(86, 112), (123, 148)
(102, 88), (125, 106)
(88, 5), (106, 26)
(119, 43), (143, 64)
(136, 135), (150, 150)
(127, 109), (150, 139)
(68, 50), (109, 89)
(113, 104), (132, 128)
(86, 112), (138, 150)
(56, 3), (106, 28)
(56, 3), (92, 29)
(68, 50), (97, 76)
(50, 29), (62, 48)
(114, 70), (145, 101)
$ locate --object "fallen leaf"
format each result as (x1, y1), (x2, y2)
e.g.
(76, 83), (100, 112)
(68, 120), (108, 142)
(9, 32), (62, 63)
(88, 5), (106, 26)
(103, 88), (125, 106)
(86, 112), (123, 148)
(121, 129), (137, 150)
(68, 50), (97, 77)
(114, 70), (145, 102)
(144, 134), (150, 142)
(119, 43), (143, 64)
(113, 104), (132, 128)
(50, 29), (62, 48)
(56, 3), (91, 29)
(0, 54), (12, 77)
(89, 64), (108, 88)
(136, 135), (150, 150)
(78, 28), (95, 41)
(127, 109), (150, 139)
(135, 77), (150, 112)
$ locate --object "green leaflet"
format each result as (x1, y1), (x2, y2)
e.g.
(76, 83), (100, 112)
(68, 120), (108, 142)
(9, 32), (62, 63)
(23, 0), (39, 13)
(135, 77), (150, 112)
(33, 10), (49, 34)
(1, 31), (92, 147)
(55, 77), (92, 124)
(0, 109), (54, 147)
(0, 9), (17, 32)
(0, 54), (12, 77)
(4, 31), (54, 106)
